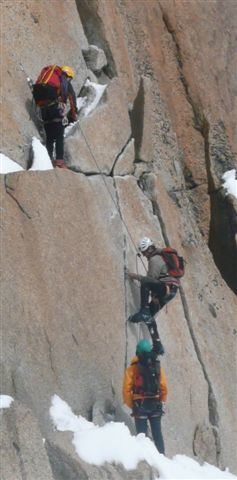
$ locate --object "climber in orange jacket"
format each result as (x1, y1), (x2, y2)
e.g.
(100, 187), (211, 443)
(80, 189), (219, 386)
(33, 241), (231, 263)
(123, 339), (167, 454)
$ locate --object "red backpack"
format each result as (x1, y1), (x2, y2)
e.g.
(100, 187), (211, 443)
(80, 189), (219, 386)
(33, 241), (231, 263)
(32, 65), (62, 107)
(157, 247), (185, 278)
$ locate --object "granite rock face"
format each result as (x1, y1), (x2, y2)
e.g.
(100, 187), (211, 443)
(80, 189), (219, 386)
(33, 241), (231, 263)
(1, 402), (54, 480)
(82, 44), (108, 73)
(1, 0), (237, 478)
(65, 79), (131, 173)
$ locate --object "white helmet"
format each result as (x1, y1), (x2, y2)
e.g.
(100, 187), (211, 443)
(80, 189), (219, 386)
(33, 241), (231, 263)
(138, 237), (154, 252)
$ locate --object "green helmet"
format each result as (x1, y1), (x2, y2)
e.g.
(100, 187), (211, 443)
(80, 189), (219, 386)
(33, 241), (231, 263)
(136, 339), (152, 355)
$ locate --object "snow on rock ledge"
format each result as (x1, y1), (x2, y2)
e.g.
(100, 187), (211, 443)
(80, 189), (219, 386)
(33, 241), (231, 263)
(0, 153), (24, 174)
(0, 395), (14, 409)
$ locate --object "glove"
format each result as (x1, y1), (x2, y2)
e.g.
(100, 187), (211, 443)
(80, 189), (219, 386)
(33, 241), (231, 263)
(161, 402), (166, 415)
(128, 272), (141, 281)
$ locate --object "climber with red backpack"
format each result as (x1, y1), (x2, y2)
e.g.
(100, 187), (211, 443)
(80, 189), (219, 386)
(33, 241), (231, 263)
(32, 65), (78, 168)
(127, 237), (184, 352)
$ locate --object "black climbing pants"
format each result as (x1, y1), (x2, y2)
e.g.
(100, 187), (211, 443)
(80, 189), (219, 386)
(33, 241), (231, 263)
(133, 399), (165, 454)
(44, 122), (64, 160)
(135, 415), (165, 453)
(141, 281), (178, 315)
(143, 318), (164, 355)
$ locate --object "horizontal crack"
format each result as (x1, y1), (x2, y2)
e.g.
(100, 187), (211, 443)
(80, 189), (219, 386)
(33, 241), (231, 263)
(68, 167), (109, 176)
(85, 171), (103, 176)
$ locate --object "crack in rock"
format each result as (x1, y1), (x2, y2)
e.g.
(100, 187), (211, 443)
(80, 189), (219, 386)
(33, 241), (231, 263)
(138, 176), (222, 465)
(110, 134), (133, 177)
(43, 328), (56, 377)
(4, 175), (31, 219)
(123, 233), (129, 370)
(112, 178), (129, 369)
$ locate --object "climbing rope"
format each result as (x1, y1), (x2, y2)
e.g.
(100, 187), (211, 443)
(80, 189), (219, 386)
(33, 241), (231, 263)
(77, 122), (148, 272)
(20, 60), (145, 269)
(20, 60), (144, 264)
(77, 122), (148, 363)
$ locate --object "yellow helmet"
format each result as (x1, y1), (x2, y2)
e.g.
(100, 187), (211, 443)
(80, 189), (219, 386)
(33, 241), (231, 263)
(61, 66), (75, 79)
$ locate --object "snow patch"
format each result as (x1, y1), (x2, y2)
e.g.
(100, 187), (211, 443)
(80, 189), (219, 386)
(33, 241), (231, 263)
(0, 395), (14, 409)
(0, 139), (53, 173)
(29, 137), (53, 171)
(77, 96), (87, 113)
(83, 79), (107, 117)
(50, 395), (236, 478)
(0, 153), (24, 174)
(64, 120), (80, 137)
(222, 169), (237, 198)
(65, 80), (107, 137)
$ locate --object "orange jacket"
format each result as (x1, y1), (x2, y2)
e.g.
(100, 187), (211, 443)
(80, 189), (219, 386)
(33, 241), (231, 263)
(123, 356), (168, 409)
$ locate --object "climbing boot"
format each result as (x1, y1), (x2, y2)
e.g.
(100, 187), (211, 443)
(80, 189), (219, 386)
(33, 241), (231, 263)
(128, 306), (152, 324)
(153, 338), (165, 356)
(53, 159), (68, 169)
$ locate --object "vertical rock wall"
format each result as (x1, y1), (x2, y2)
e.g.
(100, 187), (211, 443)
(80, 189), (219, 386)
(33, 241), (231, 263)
(1, 0), (237, 477)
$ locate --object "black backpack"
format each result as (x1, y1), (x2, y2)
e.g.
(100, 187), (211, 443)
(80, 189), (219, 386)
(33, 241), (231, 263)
(133, 351), (160, 396)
